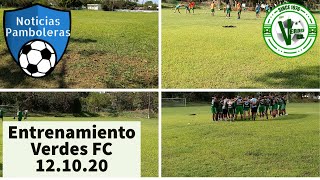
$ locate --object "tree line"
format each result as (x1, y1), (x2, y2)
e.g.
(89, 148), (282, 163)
(0, 0), (158, 11)
(0, 92), (158, 116)
(162, 92), (320, 103)
(162, 0), (316, 9)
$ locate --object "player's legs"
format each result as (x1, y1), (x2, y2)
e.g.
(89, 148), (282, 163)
(228, 109), (234, 121)
(243, 109), (247, 120)
(251, 107), (257, 120)
(240, 107), (244, 120)
(265, 106), (269, 119)
(223, 109), (227, 121)
(235, 107), (238, 120)
(283, 104), (287, 115)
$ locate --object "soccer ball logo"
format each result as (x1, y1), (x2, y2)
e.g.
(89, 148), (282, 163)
(18, 40), (56, 78)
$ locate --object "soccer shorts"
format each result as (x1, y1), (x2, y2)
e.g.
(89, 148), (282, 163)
(281, 104), (286, 110)
(228, 109), (234, 114)
(223, 109), (228, 115)
(238, 10), (241, 14)
(235, 106), (244, 114)
(211, 106), (217, 114)
(244, 107), (250, 111)
(258, 105), (265, 113)
(211, 9), (215, 12)
(227, 8), (231, 13)
(272, 105), (278, 111)
(251, 107), (257, 113)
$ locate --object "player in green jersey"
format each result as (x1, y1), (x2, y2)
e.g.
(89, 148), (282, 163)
(264, 96), (271, 120)
(0, 109), (4, 121)
(243, 97), (251, 120)
(17, 110), (23, 121)
(211, 96), (218, 121)
(258, 97), (266, 119)
(235, 96), (244, 120)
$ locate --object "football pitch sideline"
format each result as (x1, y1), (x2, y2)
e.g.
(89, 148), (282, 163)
(0, 9), (158, 88)
(3, 116), (158, 177)
(162, 103), (320, 177)
(162, 9), (320, 88)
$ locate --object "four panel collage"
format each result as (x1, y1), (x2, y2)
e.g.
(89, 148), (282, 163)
(0, 0), (319, 178)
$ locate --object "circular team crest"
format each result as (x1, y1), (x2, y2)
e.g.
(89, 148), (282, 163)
(263, 3), (317, 58)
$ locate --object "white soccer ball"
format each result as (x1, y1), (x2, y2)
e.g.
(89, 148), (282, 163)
(19, 40), (56, 77)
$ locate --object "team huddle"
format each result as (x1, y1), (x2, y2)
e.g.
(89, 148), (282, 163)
(210, 95), (287, 122)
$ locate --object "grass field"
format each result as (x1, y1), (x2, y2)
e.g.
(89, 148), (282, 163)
(162, 103), (320, 177)
(0, 9), (158, 88)
(162, 8), (320, 88)
(3, 115), (158, 177)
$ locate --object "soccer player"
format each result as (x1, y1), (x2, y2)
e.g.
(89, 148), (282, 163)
(227, 98), (235, 121)
(265, 4), (270, 16)
(17, 110), (23, 121)
(222, 96), (229, 121)
(243, 97), (251, 120)
(237, 1), (242, 19)
(258, 96), (266, 119)
(226, 2), (231, 18)
(24, 110), (28, 120)
(235, 96), (244, 120)
(211, 97), (217, 121)
(210, 1), (215, 16)
(0, 109), (4, 121)
(265, 96), (271, 120)
(250, 96), (258, 120)
(217, 97), (224, 120)
(282, 95), (288, 115)
(271, 96), (278, 118)
(174, 3), (182, 13)
(255, 3), (261, 18)
(278, 96), (284, 116)
(190, 1), (195, 14)
(185, 2), (191, 13)
(269, 95), (273, 116)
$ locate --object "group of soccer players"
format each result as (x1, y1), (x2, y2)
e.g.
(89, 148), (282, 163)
(175, 0), (286, 19)
(210, 95), (287, 122)
(174, 1), (196, 14)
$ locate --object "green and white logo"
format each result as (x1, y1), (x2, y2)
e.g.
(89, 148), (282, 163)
(263, 3), (317, 58)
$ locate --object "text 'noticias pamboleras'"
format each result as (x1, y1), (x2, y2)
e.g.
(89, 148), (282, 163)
(5, 16), (71, 37)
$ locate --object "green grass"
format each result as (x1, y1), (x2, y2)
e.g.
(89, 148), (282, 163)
(162, 8), (320, 88)
(0, 9), (158, 88)
(162, 103), (320, 177)
(4, 115), (158, 177)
